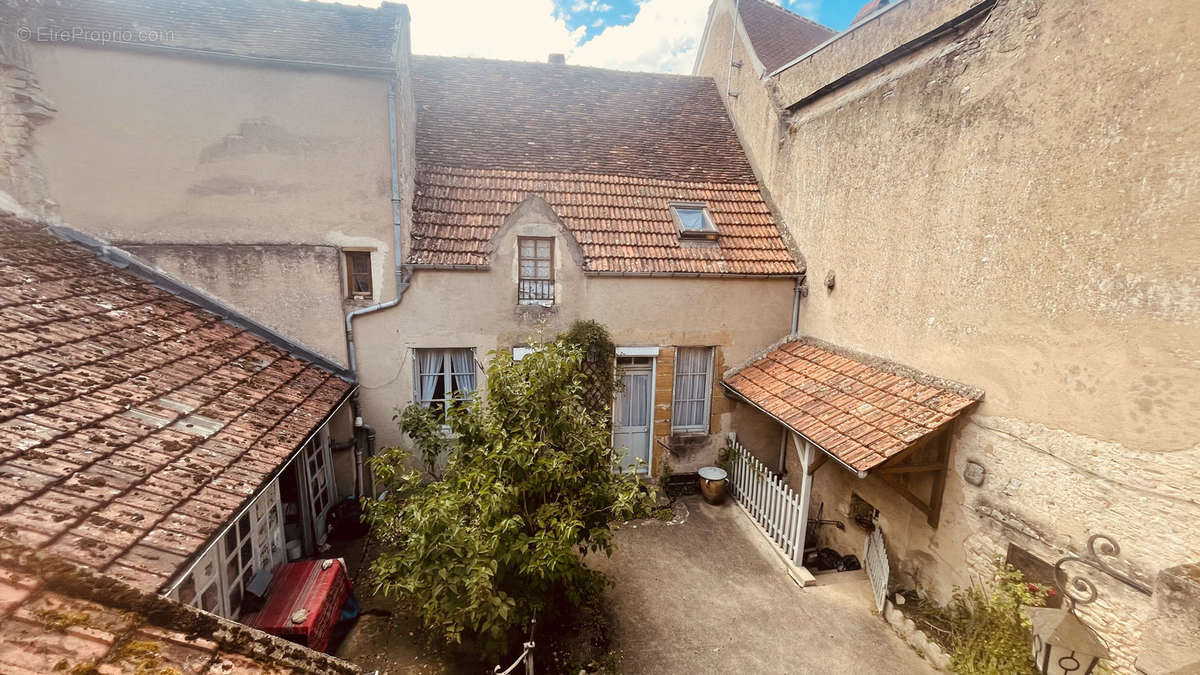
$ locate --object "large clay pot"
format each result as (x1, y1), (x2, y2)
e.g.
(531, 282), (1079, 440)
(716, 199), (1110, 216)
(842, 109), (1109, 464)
(699, 466), (728, 505)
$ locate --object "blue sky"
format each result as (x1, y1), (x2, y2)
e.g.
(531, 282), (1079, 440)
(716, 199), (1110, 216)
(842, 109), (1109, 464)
(356, 0), (870, 74)
(557, 0), (865, 42)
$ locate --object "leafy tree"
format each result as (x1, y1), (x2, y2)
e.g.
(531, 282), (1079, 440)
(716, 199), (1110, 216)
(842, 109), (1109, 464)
(366, 340), (648, 657)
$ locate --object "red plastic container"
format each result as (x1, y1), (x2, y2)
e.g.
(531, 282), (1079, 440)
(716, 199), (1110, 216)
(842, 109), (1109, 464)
(249, 559), (351, 652)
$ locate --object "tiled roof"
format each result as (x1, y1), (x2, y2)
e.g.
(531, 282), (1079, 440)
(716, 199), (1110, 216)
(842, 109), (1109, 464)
(12, 0), (405, 70)
(0, 538), (360, 674)
(411, 167), (801, 275)
(723, 337), (981, 472)
(737, 0), (836, 72)
(411, 56), (800, 275)
(0, 215), (353, 593)
(414, 55), (757, 182)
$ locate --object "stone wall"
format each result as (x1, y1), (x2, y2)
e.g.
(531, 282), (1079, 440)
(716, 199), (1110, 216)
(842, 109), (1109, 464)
(696, 0), (1200, 670)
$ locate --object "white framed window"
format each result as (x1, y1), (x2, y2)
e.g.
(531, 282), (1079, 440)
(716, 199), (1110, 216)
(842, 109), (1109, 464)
(672, 347), (714, 433)
(175, 481), (284, 620)
(669, 203), (718, 240)
(304, 427), (336, 545)
(415, 348), (477, 423)
(518, 237), (554, 305)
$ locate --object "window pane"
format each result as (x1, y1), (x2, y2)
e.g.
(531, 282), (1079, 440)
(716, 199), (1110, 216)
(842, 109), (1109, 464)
(673, 347), (713, 429)
(352, 253), (370, 273)
(536, 240), (551, 257)
(677, 208), (708, 231)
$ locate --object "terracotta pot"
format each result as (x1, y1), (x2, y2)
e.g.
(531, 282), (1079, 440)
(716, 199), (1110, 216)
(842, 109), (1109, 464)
(699, 466), (728, 504)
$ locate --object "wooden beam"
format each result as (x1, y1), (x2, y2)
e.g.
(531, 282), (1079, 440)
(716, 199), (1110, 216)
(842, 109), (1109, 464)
(925, 429), (952, 528)
(874, 463), (944, 475)
(807, 453), (828, 475)
(879, 473), (932, 519)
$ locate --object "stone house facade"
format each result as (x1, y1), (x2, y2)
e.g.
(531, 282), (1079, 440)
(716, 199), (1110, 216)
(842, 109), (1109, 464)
(696, 0), (1199, 671)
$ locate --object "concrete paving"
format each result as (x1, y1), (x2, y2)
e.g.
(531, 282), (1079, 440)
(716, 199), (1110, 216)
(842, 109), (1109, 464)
(585, 495), (937, 675)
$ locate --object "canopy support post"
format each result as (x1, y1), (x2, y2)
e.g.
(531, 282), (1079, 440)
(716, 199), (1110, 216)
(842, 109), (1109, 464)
(791, 432), (816, 565)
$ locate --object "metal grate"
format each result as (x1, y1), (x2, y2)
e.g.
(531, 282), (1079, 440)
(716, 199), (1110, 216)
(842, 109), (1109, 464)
(518, 279), (553, 304)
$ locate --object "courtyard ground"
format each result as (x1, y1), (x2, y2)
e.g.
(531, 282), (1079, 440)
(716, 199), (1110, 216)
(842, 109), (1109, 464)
(334, 494), (935, 674)
(584, 494), (937, 675)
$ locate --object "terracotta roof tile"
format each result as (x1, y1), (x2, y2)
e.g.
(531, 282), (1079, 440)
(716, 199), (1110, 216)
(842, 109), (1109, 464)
(411, 167), (800, 275)
(736, 0), (837, 73)
(724, 337), (982, 472)
(0, 539), (362, 674)
(0, 217), (352, 593)
(410, 56), (799, 275)
(13, 0), (404, 70)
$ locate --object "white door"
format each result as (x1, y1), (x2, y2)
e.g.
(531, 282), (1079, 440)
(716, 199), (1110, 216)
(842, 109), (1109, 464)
(613, 359), (653, 473)
(303, 426), (336, 545)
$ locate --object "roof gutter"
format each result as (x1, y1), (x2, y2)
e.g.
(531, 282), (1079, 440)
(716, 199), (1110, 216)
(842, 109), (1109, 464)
(584, 270), (805, 279)
(29, 37), (396, 76)
(721, 381), (869, 479)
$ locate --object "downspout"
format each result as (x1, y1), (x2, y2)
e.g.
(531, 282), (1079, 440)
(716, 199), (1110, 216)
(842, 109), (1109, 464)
(345, 79), (410, 496)
(780, 276), (802, 472)
(726, 0), (742, 99)
(791, 276), (802, 334)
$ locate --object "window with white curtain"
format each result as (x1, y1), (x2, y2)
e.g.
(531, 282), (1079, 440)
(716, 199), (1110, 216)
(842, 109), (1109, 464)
(415, 348), (476, 424)
(672, 347), (714, 432)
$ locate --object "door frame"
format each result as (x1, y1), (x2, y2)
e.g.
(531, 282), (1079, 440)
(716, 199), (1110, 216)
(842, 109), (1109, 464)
(612, 351), (657, 474)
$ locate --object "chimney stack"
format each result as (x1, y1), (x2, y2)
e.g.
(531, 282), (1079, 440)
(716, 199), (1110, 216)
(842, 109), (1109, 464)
(547, 53), (566, 65)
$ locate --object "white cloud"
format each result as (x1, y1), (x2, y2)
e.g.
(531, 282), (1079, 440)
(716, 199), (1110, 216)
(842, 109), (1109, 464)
(308, 0), (713, 74)
(571, 0), (711, 73)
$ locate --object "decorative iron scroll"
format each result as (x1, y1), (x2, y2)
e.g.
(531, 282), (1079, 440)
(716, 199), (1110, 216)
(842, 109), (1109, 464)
(1053, 534), (1152, 607)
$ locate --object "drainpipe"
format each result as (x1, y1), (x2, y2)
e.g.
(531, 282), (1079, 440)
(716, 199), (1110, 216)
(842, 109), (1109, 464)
(779, 276), (803, 473)
(791, 276), (802, 335)
(344, 79), (410, 496)
(344, 81), (409, 374)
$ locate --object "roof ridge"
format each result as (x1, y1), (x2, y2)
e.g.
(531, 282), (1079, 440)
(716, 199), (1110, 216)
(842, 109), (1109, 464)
(741, 0), (836, 34)
(417, 163), (764, 187)
(411, 53), (714, 80)
(724, 332), (984, 400)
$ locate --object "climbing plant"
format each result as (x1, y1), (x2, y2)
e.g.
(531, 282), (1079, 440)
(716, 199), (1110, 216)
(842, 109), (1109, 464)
(560, 319), (618, 418)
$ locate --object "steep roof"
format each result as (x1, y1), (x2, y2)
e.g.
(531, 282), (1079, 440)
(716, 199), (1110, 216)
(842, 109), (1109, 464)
(11, 0), (406, 70)
(410, 56), (800, 276)
(723, 336), (981, 473)
(737, 0), (836, 73)
(0, 214), (353, 594)
(0, 538), (361, 674)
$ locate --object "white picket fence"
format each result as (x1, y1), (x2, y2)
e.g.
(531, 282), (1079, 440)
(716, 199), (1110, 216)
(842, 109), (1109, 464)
(726, 437), (807, 565)
(864, 527), (890, 612)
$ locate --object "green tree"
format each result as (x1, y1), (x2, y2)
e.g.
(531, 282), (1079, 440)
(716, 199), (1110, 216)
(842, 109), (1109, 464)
(365, 340), (648, 657)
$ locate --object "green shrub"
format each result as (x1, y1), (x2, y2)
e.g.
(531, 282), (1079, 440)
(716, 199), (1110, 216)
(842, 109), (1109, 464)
(365, 340), (649, 659)
(922, 561), (1052, 675)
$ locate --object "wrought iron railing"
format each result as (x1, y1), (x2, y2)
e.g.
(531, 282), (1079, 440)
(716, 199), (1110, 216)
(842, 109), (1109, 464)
(518, 279), (553, 304)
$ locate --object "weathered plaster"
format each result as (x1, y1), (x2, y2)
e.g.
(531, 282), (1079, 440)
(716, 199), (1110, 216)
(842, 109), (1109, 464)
(696, 0), (1200, 669)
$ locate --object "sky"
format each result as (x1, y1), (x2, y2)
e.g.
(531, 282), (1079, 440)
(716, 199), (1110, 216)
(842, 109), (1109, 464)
(320, 0), (867, 74)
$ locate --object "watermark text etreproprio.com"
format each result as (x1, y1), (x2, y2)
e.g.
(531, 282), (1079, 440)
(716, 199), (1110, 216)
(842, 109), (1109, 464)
(15, 25), (176, 45)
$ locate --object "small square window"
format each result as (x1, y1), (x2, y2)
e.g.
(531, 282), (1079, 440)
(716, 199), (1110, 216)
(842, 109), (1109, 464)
(670, 204), (718, 240)
(345, 251), (372, 298)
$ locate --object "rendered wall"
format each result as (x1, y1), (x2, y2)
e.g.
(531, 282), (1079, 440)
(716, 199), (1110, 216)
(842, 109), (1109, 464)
(24, 43), (403, 366)
(696, 0), (1200, 669)
(350, 198), (796, 477)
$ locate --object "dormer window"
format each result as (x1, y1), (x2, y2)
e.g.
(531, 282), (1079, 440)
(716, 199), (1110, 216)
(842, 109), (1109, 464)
(670, 204), (718, 241)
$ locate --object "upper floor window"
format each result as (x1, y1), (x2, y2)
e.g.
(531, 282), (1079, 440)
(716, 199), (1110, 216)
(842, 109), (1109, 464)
(518, 237), (554, 306)
(670, 204), (718, 241)
(672, 346), (714, 432)
(345, 251), (372, 298)
(415, 348), (476, 424)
